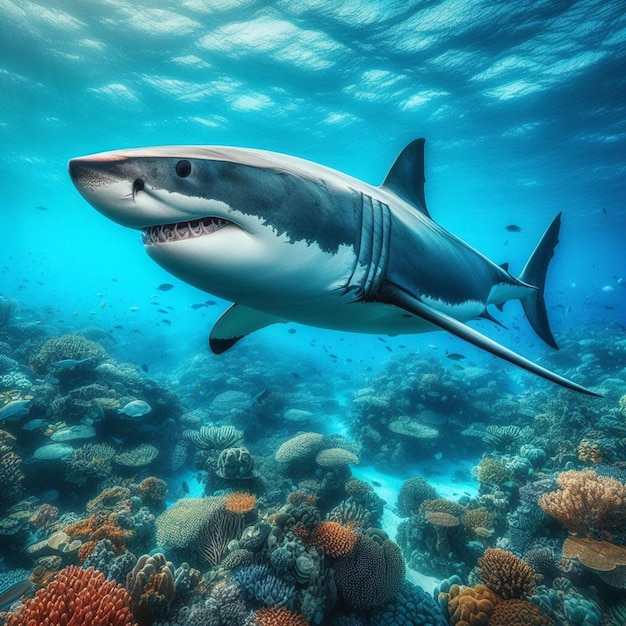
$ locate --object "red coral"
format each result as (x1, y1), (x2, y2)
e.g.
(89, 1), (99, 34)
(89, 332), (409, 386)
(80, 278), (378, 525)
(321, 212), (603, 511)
(256, 606), (309, 625)
(6, 565), (137, 626)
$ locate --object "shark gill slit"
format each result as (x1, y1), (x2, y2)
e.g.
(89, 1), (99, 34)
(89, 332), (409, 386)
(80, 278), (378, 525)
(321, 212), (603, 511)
(346, 191), (390, 300)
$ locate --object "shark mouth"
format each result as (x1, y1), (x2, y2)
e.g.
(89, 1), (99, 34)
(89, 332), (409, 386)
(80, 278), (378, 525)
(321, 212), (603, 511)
(141, 217), (231, 245)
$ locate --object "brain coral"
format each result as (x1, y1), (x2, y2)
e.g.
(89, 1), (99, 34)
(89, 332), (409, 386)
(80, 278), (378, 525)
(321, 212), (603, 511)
(155, 496), (225, 549)
(275, 433), (324, 464)
(488, 599), (553, 626)
(6, 565), (136, 626)
(334, 535), (405, 610)
(397, 477), (438, 517)
(310, 521), (358, 557)
(315, 447), (359, 467)
(30, 334), (109, 372)
(477, 548), (538, 600)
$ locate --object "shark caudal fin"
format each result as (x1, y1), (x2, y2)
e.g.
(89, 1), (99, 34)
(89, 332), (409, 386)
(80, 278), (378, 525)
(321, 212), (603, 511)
(519, 212), (562, 350)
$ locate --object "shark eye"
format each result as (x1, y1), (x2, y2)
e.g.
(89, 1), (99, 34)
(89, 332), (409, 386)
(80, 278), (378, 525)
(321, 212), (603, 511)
(176, 160), (192, 178)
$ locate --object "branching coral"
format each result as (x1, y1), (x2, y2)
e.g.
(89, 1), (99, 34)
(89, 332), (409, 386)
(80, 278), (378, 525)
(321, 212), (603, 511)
(138, 476), (168, 509)
(5, 565), (136, 625)
(488, 598), (553, 625)
(256, 606), (309, 626)
(577, 440), (603, 464)
(538, 469), (626, 538)
(477, 548), (539, 600)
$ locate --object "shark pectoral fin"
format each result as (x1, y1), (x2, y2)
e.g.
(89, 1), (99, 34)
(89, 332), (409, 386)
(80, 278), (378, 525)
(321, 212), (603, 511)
(209, 304), (286, 354)
(380, 283), (601, 397)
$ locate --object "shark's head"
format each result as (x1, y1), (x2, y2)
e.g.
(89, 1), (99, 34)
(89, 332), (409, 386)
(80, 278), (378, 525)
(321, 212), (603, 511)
(68, 146), (351, 305)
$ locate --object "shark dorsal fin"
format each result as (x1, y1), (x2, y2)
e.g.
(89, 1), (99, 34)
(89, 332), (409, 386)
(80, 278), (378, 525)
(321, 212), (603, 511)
(381, 138), (429, 217)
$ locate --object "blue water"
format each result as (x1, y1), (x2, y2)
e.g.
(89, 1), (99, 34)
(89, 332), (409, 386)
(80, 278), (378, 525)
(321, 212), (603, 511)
(1, 1), (626, 623)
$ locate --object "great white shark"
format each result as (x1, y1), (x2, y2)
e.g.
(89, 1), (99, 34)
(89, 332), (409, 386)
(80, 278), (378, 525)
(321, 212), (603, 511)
(68, 138), (599, 396)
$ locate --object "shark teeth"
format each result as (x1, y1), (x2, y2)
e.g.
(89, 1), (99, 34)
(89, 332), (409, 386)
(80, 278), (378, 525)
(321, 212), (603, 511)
(142, 217), (230, 245)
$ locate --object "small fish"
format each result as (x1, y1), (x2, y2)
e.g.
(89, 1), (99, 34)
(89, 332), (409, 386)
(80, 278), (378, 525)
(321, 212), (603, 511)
(0, 399), (31, 420)
(150, 301), (159, 306)
(434, 452), (443, 461)
(446, 351), (466, 361)
(288, 328), (297, 334)
(505, 224), (522, 232)
(51, 357), (91, 369)
(21, 418), (45, 431)
(157, 283), (175, 291)
(191, 302), (206, 309)
(162, 319), (172, 325)
(118, 399), (152, 417)
(35, 205), (48, 211)
(129, 306), (140, 312)
(181, 481), (190, 494)
(371, 480), (382, 487)
(601, 285), (614, 293)
(157, 309), (168, 314)
(141, 363), (149, 372)
(114, 324), (124, 329)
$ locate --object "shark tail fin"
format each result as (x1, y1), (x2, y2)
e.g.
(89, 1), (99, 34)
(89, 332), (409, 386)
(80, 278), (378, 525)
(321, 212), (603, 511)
(519, 212), (562, 349)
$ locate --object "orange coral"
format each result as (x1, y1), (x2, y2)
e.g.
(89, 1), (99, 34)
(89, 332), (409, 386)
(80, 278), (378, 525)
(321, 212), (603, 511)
(5, 565), (137, 626)
(477, 548), (538, 600)
(539, 469), (626, 537)
(445, 583), (499, 626)
(488, 598), (553, 625)
(225, 491), (257, 515)
(66, 512), (131, 558)
(256, 605), (309, 626)
(310, 521), (357, 557)
(577, 440), (603, 464)
(78, 540), (98, 563)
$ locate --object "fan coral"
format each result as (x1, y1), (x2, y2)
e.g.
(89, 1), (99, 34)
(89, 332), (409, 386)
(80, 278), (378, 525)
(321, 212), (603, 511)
(5, 565), (136, 625)
(225, 491), (257, 515)
(334, 535), (405, 610)
(477, 548), (539, 600)
(488, 598), (553, 625)
(445, 583), (499, 626)
(196, 508), (245, 566)
(310, 521), (358, 557)
(538, 469), (626, 538)
(256, 605), (309, 626)
(397, 477), (438, 516)
(155, 496), (225, 549)
(182, 424), (244, 450)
